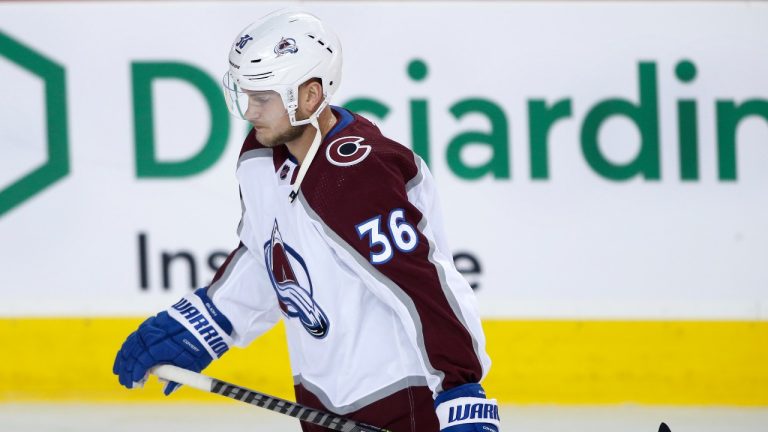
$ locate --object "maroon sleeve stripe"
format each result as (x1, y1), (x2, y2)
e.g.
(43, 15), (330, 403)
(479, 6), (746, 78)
(406, 154), (485, 374)
(208, 243), (246, 296)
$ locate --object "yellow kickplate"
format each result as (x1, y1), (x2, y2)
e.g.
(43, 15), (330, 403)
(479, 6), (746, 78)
(2, 318), (766, 405)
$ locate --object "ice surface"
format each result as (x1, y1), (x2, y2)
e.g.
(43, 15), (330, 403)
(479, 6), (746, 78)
(1, 403), (767, 432)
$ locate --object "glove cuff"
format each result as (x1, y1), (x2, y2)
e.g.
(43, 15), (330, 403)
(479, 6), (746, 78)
(435, 383), (500, 431)
(435, 383), (487, 406)
(167, 288), (234, 359)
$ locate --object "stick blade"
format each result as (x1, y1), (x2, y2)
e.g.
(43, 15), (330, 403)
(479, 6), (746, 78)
(659, 422), (671, 432)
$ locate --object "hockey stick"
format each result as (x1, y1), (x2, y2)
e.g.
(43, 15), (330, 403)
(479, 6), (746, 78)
(150, 365), (392, 432)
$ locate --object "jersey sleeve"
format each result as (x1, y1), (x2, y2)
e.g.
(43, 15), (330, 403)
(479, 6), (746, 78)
(299, 141), (490, 396)
(203, 187), (282, 348)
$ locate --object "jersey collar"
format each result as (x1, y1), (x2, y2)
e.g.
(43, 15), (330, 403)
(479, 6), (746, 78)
(285, 106), (354, 165)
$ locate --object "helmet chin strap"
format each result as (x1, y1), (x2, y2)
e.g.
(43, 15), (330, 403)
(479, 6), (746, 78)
(288, 114), (322, 203)
(286, 93), (331, 203)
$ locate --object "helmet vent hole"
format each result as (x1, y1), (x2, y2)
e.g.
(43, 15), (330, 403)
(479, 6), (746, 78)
(326, 47), (333, 54)
(251, 59), (262, 63)
(307, 34), (316, 39)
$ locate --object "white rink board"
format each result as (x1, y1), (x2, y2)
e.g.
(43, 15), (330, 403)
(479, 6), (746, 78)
(0, 2), (766, 319)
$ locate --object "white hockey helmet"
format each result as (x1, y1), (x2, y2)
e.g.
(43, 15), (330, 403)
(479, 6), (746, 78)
(222, 9), (342, 126)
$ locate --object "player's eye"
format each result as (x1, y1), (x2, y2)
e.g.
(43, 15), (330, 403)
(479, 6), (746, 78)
(249, 94), (272, 106)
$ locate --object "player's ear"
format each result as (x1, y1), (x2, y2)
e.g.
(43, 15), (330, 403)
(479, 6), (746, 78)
(300, 79), (323, 112)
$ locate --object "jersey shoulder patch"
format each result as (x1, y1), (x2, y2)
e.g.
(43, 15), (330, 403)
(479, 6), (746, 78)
(325, 135), (371, 167)
(300, 113), (424, 232)
(319, 112), (420, 184)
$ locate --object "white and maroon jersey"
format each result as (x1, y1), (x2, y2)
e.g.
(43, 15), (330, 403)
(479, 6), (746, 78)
(206, 107), (491, 413)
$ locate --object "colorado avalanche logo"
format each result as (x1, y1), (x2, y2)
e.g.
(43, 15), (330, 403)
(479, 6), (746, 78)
(274, 37), (298, 56)
(326, 136), (372, 167)
(264, 220), (330, 338)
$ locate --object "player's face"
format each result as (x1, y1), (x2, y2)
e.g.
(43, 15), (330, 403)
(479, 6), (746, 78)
(243, 90), (306, 147)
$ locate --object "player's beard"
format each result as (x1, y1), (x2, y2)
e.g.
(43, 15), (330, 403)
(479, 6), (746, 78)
(258, 123), (309, 147)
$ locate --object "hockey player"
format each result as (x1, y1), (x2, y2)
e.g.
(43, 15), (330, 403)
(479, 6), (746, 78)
(113, 9), (500, 432)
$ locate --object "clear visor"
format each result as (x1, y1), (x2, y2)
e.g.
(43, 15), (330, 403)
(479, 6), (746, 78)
(222, 72), (288, 123)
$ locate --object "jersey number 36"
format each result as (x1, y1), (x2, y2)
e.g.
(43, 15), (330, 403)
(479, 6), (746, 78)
(355, 209), (419, 265)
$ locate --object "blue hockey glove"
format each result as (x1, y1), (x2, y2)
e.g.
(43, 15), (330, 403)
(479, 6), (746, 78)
(113, 288), (234, 395)
(434, 383), (501, 432)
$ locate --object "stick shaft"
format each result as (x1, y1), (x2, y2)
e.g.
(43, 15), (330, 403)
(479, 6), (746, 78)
(151, 365), (390, 432)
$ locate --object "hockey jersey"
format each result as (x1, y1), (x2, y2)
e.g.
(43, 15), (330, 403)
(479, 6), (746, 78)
(206, 106), (491, 414)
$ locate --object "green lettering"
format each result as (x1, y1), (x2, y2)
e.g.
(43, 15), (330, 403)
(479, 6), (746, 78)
(132, 62), (229, 178)
(716, 100), (768, 181)
(581, 62), (660, 181)
(407, 59), (431, 166)
(528, 99), (572, 180)
(411, 99), (430, 166)
(676, 60), (699, 180)
(678, 100), (699, 180)
(447, 99), (510, 180)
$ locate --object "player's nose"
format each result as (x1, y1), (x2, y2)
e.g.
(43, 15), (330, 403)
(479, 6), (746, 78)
(244, 103), (261, 121)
